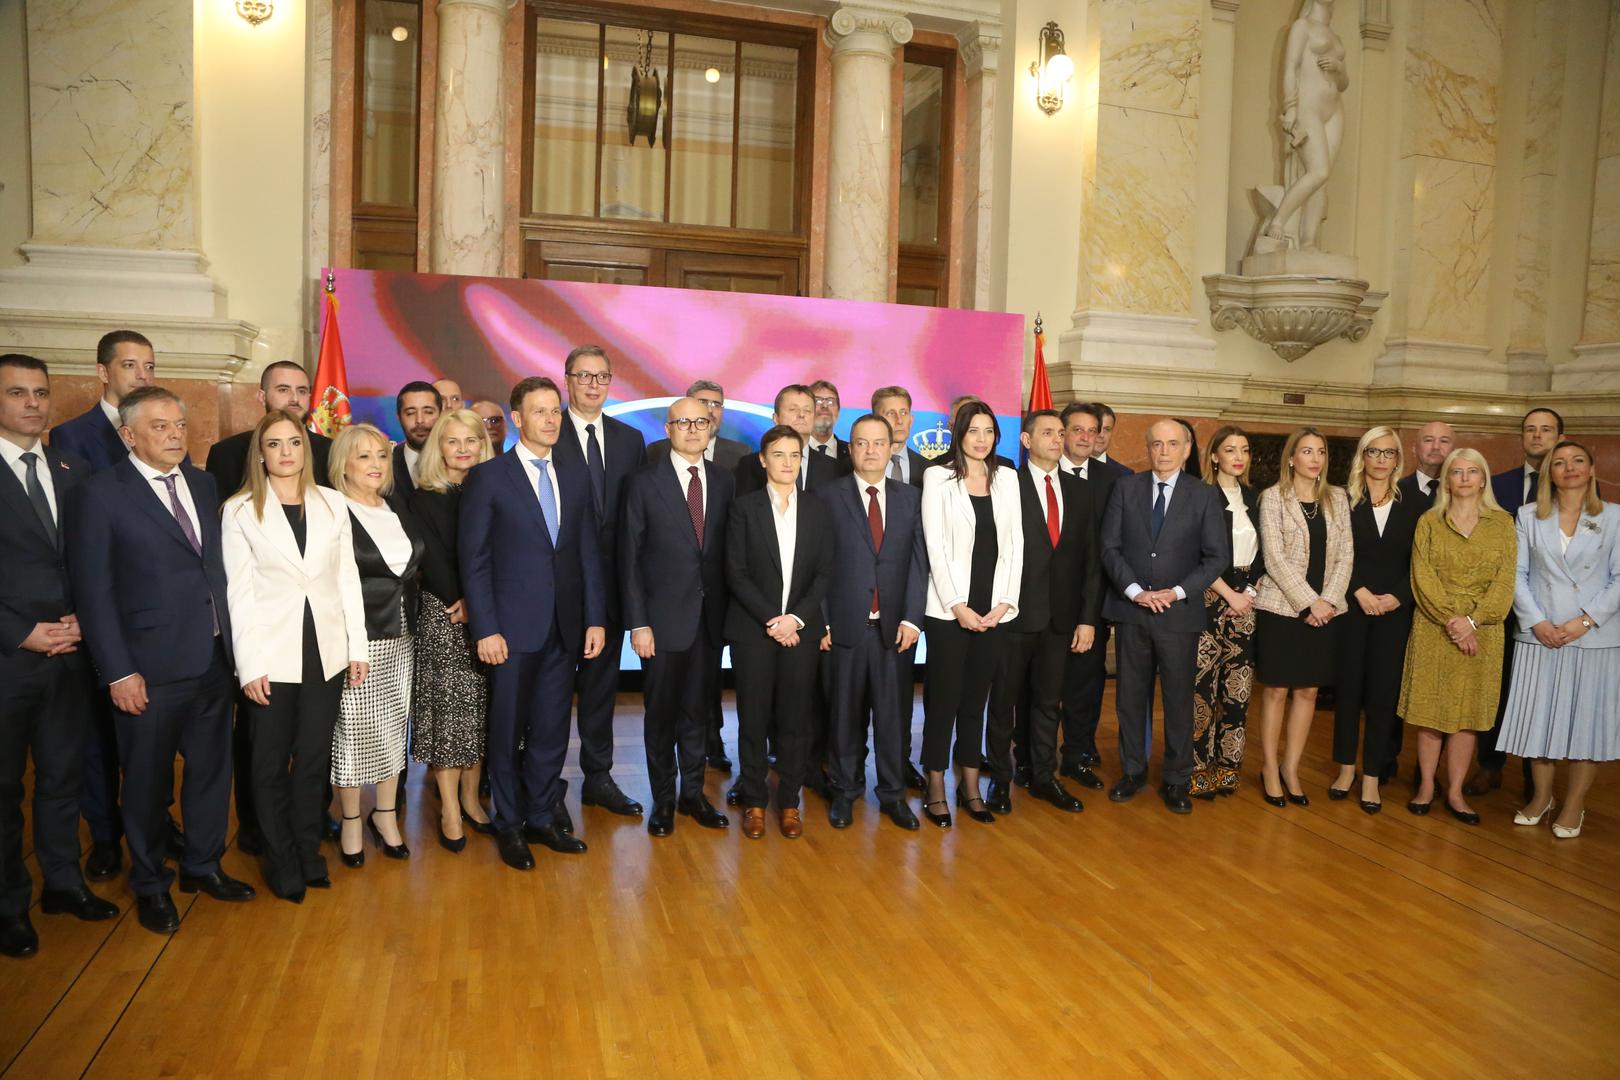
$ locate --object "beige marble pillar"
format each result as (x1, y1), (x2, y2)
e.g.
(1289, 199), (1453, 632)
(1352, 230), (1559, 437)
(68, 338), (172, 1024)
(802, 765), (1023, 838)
(430, 0), (508, 277)
(824, 7), (912, 303)
(958, 22), (999, 311)
(1571, 4), (1620, 389)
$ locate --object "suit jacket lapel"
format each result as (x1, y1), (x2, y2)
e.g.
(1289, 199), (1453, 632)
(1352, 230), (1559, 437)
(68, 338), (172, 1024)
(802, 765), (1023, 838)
(120, 460), (198, 554)
(761, 494), (785, 579)
(500, 451), (554, 551)
(701, 461), (724, 553)
(0, 457), (54, 548)
(655, 458), (702, 551)
(261, 493), (310, 572)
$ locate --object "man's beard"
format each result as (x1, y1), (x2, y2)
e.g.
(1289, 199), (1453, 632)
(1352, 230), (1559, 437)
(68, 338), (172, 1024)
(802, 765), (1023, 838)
(812, 418), (834, 439)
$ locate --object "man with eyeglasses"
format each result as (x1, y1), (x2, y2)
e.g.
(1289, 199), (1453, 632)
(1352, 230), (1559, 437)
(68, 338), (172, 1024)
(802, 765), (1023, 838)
(470, 400), (508, 450)
(734, 385), (842, 497)
(549, 345), (646, 819)
(645, 380), (750, 470)
(807, 379), (852, 472)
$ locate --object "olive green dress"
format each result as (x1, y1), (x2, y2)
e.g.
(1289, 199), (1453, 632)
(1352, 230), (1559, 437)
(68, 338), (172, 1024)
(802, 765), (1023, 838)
(1397, 510), (1518, 733)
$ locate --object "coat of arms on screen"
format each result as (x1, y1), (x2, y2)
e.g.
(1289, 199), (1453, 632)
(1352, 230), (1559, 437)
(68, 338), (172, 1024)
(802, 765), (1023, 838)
(914, 420), (951, 460)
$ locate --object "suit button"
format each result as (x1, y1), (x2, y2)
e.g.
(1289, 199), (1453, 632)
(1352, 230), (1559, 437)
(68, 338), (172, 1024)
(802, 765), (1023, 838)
(1150, 552), (1157, 558)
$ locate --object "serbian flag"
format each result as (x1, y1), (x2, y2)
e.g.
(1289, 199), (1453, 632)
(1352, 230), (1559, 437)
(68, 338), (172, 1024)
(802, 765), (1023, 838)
(1028, 319), (1053, 413)
(309, 278), (352, 437)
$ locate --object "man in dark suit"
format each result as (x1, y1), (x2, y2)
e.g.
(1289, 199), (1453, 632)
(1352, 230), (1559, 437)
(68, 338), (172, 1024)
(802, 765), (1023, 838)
(806, 379), (852, 469)
(1398, 420), (1455, 505)
(622, 397), (735, 837)
(985, 409), (1101, 816)
(1099, 419), (1229, 814)
(391, 380), (443, 496)
(0, 355), (119, 958)
(48, 329), (157, 875)
(734, 385), (842, 496)
(823, 414), (927, 831)
(1089, 402), (1133, 481)
(645, 379), (750, 470)
(460, 376), (605, 870)
(872, 386), (929, 791)
(1056, 401), (1115, 789)
(552, 345), (645, 818)
(66, 386), (255, 934)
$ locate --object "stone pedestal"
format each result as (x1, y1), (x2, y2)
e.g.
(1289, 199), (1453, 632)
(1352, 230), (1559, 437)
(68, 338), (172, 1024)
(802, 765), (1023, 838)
(429, 0), (509, 277)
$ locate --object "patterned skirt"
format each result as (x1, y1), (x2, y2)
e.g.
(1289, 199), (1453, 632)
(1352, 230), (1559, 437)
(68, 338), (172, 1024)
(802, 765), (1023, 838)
(1496, 642), (1620, 761)
(410, 591), (488, 768)
(332, 634), (413, 786)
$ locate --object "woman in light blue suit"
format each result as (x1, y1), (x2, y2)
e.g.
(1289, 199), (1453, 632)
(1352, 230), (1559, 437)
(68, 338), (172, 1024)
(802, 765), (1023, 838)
(1497, 440), (1619, 839)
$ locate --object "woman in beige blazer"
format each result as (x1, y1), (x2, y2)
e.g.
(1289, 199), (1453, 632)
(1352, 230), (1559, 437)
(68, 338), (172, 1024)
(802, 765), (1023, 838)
(221, 410), (368, 903)
(1253, 427), (1352, 809)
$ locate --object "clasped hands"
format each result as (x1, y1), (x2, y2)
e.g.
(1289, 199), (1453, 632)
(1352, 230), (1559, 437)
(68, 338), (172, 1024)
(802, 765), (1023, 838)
(1444, 615), (1480, 657)
(953, 602), (1010, 632)
(21, 614), (80, 657)
(1532, 615), (1593, 650)
(1133, 589), (1178, 615)
(1354, 588), (1401, 617)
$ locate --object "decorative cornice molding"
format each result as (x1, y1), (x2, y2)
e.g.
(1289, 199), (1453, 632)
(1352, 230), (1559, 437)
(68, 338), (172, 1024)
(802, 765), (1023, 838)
(1361, 0), (1393, 50)
(1211, 0), (1241, 25)
(957, 21), (1000, 77)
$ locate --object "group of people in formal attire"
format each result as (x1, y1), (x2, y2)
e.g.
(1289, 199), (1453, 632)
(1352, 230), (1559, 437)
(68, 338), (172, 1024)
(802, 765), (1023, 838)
(1, 330), (1614, 962)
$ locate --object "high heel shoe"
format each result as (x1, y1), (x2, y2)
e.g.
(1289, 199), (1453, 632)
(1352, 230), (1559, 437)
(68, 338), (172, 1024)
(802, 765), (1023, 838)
(367, 808), (410, 859)
(1514, 797), (1556, 826)
(955, 788), (996, 824)
(1261, 769), (1287, 808)
(460, 802), (497, 836)
(922, 798), (952, 829)
(1283, 774), (1310, 807)
(339, 814), (365, 868)
(437, 817), (467, 853)
(1552, 811), (1585, 839)
(1445, 801), (1481, 826)
(1328, 774), (1354, 801)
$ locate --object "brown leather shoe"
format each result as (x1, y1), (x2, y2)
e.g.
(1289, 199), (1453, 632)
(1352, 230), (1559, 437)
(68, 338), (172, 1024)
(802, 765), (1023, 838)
(742, 807), (766, 839)
(779, 808), (803, 839)
(1462, 768), (1502, 797)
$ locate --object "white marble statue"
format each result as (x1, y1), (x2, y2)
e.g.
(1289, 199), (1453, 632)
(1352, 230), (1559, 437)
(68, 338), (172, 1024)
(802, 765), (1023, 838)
(1257, 0), (1348, 253)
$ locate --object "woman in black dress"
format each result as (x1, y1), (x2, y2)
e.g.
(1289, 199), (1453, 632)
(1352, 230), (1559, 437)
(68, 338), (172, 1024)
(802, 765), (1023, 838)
(408, 410), (496, 851)
(1331, 426), (1423, 813)
(1253, 428), (1352, 808)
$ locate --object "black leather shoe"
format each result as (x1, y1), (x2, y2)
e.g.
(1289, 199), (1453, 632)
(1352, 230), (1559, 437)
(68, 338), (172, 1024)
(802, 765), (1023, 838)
(986, 780), (1013, 815)
(366, 809), (410, 859)
(581, 780), (643, 817)
(178, 870), (256, 902)
(323, 813), (342, 841)
(725, 783), (741, 807)
(879, 801), (920, 831)
(525, 823), (588, 854)
(955, 787), (996, 824)
(40, 887), (119, 921)
(236, 826), (266, 856)
(496, 830), (535, 870)
(85, 842), (122, 882)
(1328, 783), (1352, 801)
(705, 753), (733, 774)
(1360, 799), (1382, 815)
(305, 874), (332, 889)
(1061, 763), (1105, 790)
(459, 802), (498, 835)
(1160, 783), (1193, 815)
(828, 796), (854, 829)
(1407, 799), (1433, 816)
(552, 801), (575, 836)
(0, 914), (38, 957)
(272, 886), (306, 905)
(1012, 765), (1033, 789)
(1285, 786), (1311, 807)
(1031, 781), (1084, 813)
(647, 803), (676, 837)
(1446, 801), (1481, 826)
(905, 763), (927, 791)
(437, 819), (467, 853)
(136, 893), (180, 935)
(1108, 774), (1147, 802)
(677, 796), (729, 829)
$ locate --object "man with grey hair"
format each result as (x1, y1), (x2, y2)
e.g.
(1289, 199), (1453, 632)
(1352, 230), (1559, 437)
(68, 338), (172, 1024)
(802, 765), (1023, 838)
(646, 379), (750, 471)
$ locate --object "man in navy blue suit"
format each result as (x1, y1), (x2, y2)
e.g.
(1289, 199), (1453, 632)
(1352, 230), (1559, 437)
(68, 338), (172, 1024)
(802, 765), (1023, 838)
(47, 329), (157, 878)
(460, 376), (605, 870)
(822, 414), (927, 831)
(551, 345), (646, 819)
(65, 386), (255, 934)
(1089, 402), (1134, 482)
(621, 396), (735, 837)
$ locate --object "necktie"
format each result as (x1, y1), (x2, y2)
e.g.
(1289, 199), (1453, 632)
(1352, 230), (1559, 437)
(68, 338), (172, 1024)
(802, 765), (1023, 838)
(867, 485), (884, 614)
(889, 455), (903, 482)
(1045, 474), (1061, 548)
(687, 465), (705, 547)
(530, 458), (559, 545)
(585, 423), (606, 515)
(1526, 469), (1539, 506)
(1151, 481), (1167, 542)
(19, 452), (57, 547)
(160, 474), (203, 556)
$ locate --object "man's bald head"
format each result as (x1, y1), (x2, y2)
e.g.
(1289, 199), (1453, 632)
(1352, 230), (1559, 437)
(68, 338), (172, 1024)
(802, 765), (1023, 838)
(1413, 421), (1456, 473)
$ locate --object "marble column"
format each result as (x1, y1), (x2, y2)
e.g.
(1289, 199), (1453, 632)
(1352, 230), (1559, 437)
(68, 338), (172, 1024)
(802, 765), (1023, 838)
(958, 22), (999, 311)
(430, 0), (508, 277)
(824, 7), (912, 303)
(1571, 4), (1620, 389)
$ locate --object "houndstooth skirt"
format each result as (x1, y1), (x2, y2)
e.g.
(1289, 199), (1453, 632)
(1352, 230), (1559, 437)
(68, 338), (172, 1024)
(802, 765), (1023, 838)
(332, 634), (413, 786)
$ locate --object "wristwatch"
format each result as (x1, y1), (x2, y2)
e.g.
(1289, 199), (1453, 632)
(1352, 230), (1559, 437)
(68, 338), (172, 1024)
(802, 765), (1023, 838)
(1581, 616), (1594, 630)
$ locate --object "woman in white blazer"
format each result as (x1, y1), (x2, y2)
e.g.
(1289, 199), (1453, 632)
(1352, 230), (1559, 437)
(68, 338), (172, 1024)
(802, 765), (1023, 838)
(919, 402), (1022, 827)
(221, 410), (368, 903)
(1498, 440), (1620, 839)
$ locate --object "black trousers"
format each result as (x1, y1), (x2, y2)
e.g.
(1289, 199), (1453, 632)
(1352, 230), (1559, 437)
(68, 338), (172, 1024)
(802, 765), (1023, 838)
(79, 691), (122, 846)
(231, 693), (259, 839)
(114, 644), (234, 897)
(1060, 622), (1111, 767)
(921, 618), (1007, 772)
(733, 630), (818, 809)
(986, 626), (1069, 785)
(644, 626), (718, 808)
(806, 646), (833, 778)
(574, 623), (624, 788)
(0, 654), (90, 916)
(246, 673), (342, 895)
(898, 640), (918, 764)
(486, 630), (575, 832)
(1113, 620), (1197, 786)
(829, 623), (907, 803)
(1332, 609), (1412, 776)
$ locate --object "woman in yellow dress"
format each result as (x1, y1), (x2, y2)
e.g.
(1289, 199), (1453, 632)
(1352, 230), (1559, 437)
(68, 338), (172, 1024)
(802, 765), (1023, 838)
(1398, 448), (1517, 824)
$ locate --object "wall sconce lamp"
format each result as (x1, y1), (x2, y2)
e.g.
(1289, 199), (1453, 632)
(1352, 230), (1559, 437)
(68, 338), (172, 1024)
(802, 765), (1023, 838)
(236, 0), (273, 26)
(1029, 21), (1073, 115)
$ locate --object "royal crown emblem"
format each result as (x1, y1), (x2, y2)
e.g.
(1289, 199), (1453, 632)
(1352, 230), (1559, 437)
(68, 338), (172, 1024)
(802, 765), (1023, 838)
(913, 420), (951, 460)
(310, 386), (352, 438)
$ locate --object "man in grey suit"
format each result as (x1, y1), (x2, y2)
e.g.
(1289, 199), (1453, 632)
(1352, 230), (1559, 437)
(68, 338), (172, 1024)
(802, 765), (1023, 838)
(1099, 419), (1229, 814)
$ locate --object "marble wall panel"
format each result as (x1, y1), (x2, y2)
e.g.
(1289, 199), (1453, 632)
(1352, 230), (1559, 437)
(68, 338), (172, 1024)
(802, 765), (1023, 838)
(1407, 157), (1495, 343)
(1096, 0), (1201, 117)
(1582, 154), (1620, 344)
(1601, 5), (1620, 161)
(1510, 172), (1554, 348)
(1521, 0), (1568, 177)
(1403, 0), (1504, 166)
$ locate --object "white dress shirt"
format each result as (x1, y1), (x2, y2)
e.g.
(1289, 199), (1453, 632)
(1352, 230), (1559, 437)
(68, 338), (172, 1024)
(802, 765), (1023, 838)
(403, 444), (421, 484)
(1372, 499), (1393, 536)
(129, 452), (201, 532)
(99, 398), (121, 429)
(1414, 470), (1437, 497)
(670, 450), (706, 514)
(515, 441), (563, 525)
(0, 436), (58, 523)
(769, 486), (802, 625)
(852, 475), (920, 634)
(1028, 461), (1064, 531)
(1059, 454), (1090, 481)
(1124, 469), (1188, 602)
(567, 408), (605, 460)
(808, 436), (837, 458)
(1224, 483), (1258, 566)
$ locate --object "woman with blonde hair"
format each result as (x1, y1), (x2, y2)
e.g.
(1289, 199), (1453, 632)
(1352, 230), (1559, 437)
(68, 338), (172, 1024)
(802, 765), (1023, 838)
(1497, 441), (1618, 839)
(1189, 426), (1264, 799)
(222, 410), (368, 902)
(1398, 447), (1517, 824)
(329, 423), (425, 863)
(1330, 426), (1425, 812)
(407, 410), (496, 850)
(1253, 427), (1352, 808)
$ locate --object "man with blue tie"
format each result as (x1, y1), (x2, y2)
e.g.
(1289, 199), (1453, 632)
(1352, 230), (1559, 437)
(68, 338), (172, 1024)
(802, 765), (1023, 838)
(621, 397), (735, 837)
(551, 345), (646, 819)
(66, 386), (256, 935)
(460, 376), (605, 870)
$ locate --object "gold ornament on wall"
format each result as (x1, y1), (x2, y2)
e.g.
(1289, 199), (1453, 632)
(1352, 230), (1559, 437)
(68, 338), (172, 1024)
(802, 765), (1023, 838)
(1029, 22), (1073, 116)
(626, 30), (663, 148)
(235, 0), (273, 26)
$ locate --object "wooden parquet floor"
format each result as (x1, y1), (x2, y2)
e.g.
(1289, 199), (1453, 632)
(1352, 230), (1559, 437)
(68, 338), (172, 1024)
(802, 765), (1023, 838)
(2, 687), (1617, 1079)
